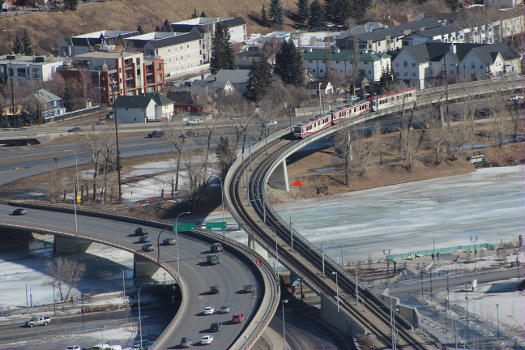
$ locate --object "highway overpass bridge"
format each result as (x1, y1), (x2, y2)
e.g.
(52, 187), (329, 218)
(0, 202), (280, 350)
(224, 76), (524, 349)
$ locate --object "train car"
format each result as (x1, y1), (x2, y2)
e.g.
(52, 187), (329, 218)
(369, 89), (416, 111)
(330, 100), (371, 124)
(293, 113), (332, 139)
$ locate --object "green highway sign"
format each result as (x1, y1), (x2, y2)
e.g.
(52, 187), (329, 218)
(173, 223), (195, 232)
(206, 222), (227, 230)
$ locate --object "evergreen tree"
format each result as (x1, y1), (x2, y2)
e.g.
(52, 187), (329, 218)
(64, 0), (78, 10)
(210, 23), (235, 75)
(333, 0), (351, 26)
(13, 32), (23, 54)
(324, 0), (336, 23)
(244, 56), (273, 101)
(191, 8), (198, 18)
(268, 0), (284, 29)
(22, 29), (32, 56)
(137, 25), (145, 34)
(261, 5), (268, 27)
(296, 0), (309, 23)
(62, 85), (74, 111)
(274, 39), (304, 86)
(308, 0), (325, 28)
(200, 11), (207, 17)
(163, 19), (172, 32)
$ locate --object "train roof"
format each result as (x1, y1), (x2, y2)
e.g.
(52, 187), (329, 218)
(329, 100), (369, 113)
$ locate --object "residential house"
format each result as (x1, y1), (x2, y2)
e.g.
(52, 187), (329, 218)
(303, 48), (391, 82)
(458, 43), (522, 80)
(337, 18), (444, 53)
(58, 29), (140, 57)
(2, 0), (13, 11)
(65, 51), (164, 103)
(403, 23), (466, 46)
(170, 17), (246, 64)
(32, 89), (66, 122)
(124, 29), (203, 78)
(392, 42), (454, 89)
(0, 55), (63, 84)
(485, 0), (523, 8)
(306, 81), (334, 96)
(213, 69), (250, 92)
(190, 80), (236, 96)
(167, 90), (209, 114)
(113, 93), (173, 123)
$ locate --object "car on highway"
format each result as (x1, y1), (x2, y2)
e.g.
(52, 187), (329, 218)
(25, 316), (51, 327)
(209, 285), (219, 294)
(139, 235), (151, 243)
(163, 237), (175, 245)
(207, 254), (220, 265)
(243, 284), (255, 293)
(180, 130), (197, 138)
(91, 344), (122, 350)
(210, 321), (223, 331)
(141, 243), (154, 252)
(220, 304), (230, 313)
(201, 335), (214, 345)
(68, 127), (83, 132)
(147, 130), (165, 138)
(135, 227), (148, 236)
(179, 337), (191, 347)
(265, 120), (278, 127)
(11, 208), (27, 215)
(232, 313), (245, 323)
(203, 306), (214, 315)
(210, 242), (223, 252)
(187, 117), (204, 126)
(65, 346), (81, 350)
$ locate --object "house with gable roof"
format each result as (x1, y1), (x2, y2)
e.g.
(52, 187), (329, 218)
(32, 89), (66, 121)
(457, 43), (521, 80)
(113, 93), (174, 123)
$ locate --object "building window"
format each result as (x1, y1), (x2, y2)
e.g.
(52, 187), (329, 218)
(412, 63), (416, 68)
(157, 63), (161, 70)
(471, 63), (475, 69)
(403, 61), (407, 68)
(480, 65), (483, 69)
(309, 60), (313, 63)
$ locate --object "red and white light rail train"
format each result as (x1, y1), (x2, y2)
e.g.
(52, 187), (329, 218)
(293, 89), (416, 138)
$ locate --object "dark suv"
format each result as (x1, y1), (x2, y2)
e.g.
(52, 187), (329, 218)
(147, 130), (165, 138)
(210, 321), (223, 331)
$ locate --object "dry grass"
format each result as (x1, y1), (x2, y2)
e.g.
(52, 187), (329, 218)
(0, 0), (273, 54)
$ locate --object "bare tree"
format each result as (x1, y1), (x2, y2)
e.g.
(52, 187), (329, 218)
(165, 123), (187, 192)
(426, 108), (449, 165)
(46, 257), (86, 301)
(46, 157), (66, 202)
(447, 102), (475, 161)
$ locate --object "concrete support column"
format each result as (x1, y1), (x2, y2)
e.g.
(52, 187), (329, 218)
(133, 253), (161, 279)
(53, 235), (92, 255)
(268, 160), (289, 192)
(320, 295), (365, 337)
(247, 234), (268, 260)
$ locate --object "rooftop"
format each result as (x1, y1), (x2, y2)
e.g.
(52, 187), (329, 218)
(303, 49), (389, 62)
(73, 30), (138, 39)
(0, 55), (63, 65)
(73, 51), (142, 59)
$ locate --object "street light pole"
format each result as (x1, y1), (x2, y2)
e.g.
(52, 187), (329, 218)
(465, 287), (469, 347)
(496, 303), (500, 339)
(175, 211), (191, 277)
(138, 285), (144, 350)
(321, 243), (325, 277)
(156, 227), (167, 263)
(282, 299), (288, 350)
(332, 271), (339, 312)
(112, 84), (122, 204)
(217, 177), (225, 222)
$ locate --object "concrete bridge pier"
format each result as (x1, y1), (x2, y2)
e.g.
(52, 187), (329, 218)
(134, 254), (162, 279)
(54, 235), (92, 255)
(320, 295), (366, 338)
(247, 234), (269, 260)
(268, 160), (289, 192)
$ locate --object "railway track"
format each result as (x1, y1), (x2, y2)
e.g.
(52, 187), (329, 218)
(227, 134), (438, 349)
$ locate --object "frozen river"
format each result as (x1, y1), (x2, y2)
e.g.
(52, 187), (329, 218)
(206, 165), (525, 264)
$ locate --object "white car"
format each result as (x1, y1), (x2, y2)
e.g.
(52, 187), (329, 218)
(203, 306), (214, 315)
(265, 120), (278, 127)
(201, 335), (214, 345)
(65, 346), (81, 350)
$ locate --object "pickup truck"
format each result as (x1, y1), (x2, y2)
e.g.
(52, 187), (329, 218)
(25, 316), (51, 327)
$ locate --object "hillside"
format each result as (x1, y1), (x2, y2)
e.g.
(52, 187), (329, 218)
(0, 0), (454, 55)
(0, 0), (269, 54)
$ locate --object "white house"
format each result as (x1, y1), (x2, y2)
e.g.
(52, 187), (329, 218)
(392, 42), (452, 89)
(303, 48), (391, 82)
(457, 43), (522, 80)
(306, 81), (334, 96)
(114, 93), (174, 123)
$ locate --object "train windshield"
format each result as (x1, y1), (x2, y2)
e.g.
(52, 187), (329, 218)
(293, 126), (302, 133)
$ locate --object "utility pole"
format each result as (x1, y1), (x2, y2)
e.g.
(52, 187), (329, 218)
(112, 84), (122, 203)
(340, 244), (344, 267)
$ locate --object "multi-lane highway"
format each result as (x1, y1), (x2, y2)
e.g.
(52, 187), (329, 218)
(0, 203), (266, 349)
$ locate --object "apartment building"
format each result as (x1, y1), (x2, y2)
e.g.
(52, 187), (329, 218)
(59, 29), (140, 57)
(66, 51), (164, 103)
(0, 55), (64, 84)
(303, 48), (391, 82)
(124, 29), (203, 78)
(170, 17), (246, 64)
